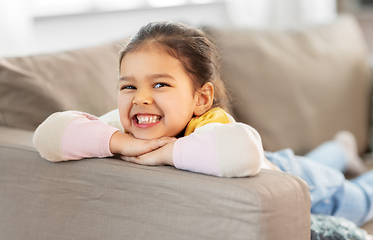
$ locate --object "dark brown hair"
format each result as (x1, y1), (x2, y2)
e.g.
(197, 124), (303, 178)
(119, 21), (228, 110)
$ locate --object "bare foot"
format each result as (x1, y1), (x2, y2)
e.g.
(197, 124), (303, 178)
(334, 131), (366, 177)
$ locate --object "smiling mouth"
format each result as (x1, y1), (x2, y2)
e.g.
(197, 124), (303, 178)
(134, 114), (161, 125)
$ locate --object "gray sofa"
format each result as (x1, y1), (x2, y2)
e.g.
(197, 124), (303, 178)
(0, 15), (371, 239)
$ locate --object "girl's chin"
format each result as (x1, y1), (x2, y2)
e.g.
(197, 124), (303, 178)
(128, 128), (184, 140)
(131, 132), (166, 140)
(133, 132), (182, 140)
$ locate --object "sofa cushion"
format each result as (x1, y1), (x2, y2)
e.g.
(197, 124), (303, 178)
(0, 40), (126, 131)
(211, 15), (371, 155)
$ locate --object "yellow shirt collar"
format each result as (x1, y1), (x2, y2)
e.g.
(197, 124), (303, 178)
(184, 108), (233, 136)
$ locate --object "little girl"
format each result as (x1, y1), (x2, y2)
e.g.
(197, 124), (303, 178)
(34, 21), (373, 228)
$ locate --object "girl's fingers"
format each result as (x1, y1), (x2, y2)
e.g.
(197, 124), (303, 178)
(121, 148), (162, 166)
(122, 154), (155, 165)
(157, 137), (177, 146)
(145, 137), (176, 151)
(121, 136), (175, 163)
(121, 155), (138, 163)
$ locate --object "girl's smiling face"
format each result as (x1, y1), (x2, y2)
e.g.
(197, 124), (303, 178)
(118, 47), (199, 140)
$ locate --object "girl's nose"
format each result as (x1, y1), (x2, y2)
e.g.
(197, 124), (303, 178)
(132, 89), (153, 105)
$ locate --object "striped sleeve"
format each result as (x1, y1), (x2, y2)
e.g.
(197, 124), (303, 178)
(33, 111), (119, 162)
(172, 123), (264, 177)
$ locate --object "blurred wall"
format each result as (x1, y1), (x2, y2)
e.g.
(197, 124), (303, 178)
(226, 0), (336, 29)
(0, 0), (34, 57)
(0, 0), (338, 57)
(338, 0), (373, 53)
(31, 2), (231, 57)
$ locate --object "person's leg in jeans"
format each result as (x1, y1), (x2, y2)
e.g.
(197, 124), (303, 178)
(311, 179), (369, 226)
(302, 131), (371, 226)
(266, 147), (371, 226)
(351, 171), (373, 225)
(304, 131), (365, 176)
(319, 170), (373, 226)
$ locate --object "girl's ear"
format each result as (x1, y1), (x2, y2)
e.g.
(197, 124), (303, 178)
(194, 82), (214, 117)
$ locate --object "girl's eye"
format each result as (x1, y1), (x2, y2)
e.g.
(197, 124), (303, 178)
(121, 85), (136, 90)
(154, 83), (170, 88)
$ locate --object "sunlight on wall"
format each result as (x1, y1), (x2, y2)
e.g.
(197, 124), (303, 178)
(0, 0), (339, 57)
(33, 0), (215, 17)
(226, 0), (337, 29)
(0, 0), (34, 56)
(148, 0), (188, 7)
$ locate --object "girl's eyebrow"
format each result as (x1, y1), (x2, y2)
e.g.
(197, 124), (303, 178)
(147, 73), (175, 80)
(119, 76), (133, 82)
(119, 74), (175, 82)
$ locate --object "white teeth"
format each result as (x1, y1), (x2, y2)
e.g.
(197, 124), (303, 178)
(137, 115), (160, 124)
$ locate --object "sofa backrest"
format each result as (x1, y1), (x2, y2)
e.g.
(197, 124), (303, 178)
(210, 14), (372, 155)
(0, 40), (125, 131)
(0, 15), (370, 155)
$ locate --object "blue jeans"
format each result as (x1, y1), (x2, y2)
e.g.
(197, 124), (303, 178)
(265, 141), (373, 226)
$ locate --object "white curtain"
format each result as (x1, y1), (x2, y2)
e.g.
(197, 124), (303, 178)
(0, 0), (34, 57)
(226, 0), (337, 29)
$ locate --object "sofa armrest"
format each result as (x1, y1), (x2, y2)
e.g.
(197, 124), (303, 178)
(0, 126), (311, 240)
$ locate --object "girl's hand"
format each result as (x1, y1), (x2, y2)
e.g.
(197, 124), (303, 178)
(109, 131), (176, 157)
(120, 141), (175, 166)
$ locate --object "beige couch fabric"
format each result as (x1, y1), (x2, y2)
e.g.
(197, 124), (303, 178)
(1, 15), (370, 157)
(211, 15), (372, 155)
(0, 126), (311, 240)
(0, 40), (125, 131)
(1, 14), (371, 239)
